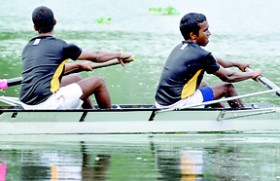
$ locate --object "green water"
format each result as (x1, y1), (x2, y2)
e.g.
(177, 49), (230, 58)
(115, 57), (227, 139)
(1, 0), (280, 105)
(1, 0), (280, 180)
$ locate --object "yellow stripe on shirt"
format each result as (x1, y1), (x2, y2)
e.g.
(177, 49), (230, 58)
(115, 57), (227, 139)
(181, 69), (203, 99)
(50, 59), (69, 93)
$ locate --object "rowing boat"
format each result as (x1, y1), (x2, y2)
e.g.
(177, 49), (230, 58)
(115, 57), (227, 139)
(0, 103), (279, 134)
(1, 63), (280, 134)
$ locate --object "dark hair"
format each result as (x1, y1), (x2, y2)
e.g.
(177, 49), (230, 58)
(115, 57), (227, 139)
(180, 13), (207, 40)
(32, 6), (55, 33)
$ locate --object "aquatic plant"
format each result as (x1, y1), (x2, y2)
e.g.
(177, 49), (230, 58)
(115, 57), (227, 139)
(149, 6), (179, 16)
(96, 17), (112, 24)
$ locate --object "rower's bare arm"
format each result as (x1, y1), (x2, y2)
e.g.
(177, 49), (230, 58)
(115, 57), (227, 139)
(215, 57), (249, 72)
(78, 50), (132, 66)
(64, 61), (93, 72)
(214, 66), (262, 82)
(64, 62), (78, 72)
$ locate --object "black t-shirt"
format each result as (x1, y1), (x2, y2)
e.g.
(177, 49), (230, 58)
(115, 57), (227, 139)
(20, 36), (82, 105)
(155, 41), (220, 106)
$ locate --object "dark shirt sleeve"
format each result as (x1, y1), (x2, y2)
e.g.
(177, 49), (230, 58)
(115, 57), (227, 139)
(63, 44), (82, 60)
(204, 53), (220, 74)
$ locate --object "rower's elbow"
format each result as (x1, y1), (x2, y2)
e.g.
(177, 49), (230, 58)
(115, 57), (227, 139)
(93, 50), (104, 62)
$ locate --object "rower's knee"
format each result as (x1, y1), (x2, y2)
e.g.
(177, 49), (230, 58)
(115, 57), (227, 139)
(93, 76), (106, 87)
(223, 83), (235, 92)
(212, 83), (235, 99)
(86, 76), (107, 92)
(222, 83), (239, 98)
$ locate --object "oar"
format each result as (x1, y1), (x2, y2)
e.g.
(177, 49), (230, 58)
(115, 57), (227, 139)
(0, 56), (135, 90)
(246, 67), (280, 96)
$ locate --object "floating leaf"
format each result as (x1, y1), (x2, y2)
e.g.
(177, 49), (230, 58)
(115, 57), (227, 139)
(149, 6), (179, 16)
(96, 17), (112, 24)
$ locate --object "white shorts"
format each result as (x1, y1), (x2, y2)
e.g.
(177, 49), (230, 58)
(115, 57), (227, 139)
(155, 89), (204, 109)
(21, 83), (84, 110)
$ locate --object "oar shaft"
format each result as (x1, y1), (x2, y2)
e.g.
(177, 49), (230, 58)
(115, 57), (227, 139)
(257, 77), (280, 96)
(1, 57), (134, 89)
(246, 68), (280, 96)
(7, 77), (23, 86)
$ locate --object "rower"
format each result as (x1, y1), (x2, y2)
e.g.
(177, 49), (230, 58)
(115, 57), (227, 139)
(155, 12), (261, 109)
(19, 6), (133, 110)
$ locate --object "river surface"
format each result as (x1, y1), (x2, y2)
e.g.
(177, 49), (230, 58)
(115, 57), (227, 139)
(1, 0), (280, 180)
(1, 134), (280, 181)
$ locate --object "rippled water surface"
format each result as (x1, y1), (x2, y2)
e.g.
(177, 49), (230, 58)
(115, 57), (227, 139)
(1, 0), (280, 104)
(1, 134), (280, 180)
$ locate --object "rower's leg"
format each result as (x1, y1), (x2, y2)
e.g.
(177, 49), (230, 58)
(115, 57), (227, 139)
(211, 83), (244, 108)
(77, 76), (111, 109)
(199, 80), (208, 88)
(200, 81), (224, 108)
(61, 74), (93, 109)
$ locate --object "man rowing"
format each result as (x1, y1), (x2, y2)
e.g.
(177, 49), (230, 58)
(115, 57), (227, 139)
(19, 6), (133, 109)
(155, 12), (261, 109)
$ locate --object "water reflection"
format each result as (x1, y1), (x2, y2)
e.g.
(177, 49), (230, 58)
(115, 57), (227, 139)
(0, 134), (280, 180)
(154, 135), (280, 181)
(15, 142), (112, 181)
(81, 142), (111, 181)
(156, 146), (208, 180)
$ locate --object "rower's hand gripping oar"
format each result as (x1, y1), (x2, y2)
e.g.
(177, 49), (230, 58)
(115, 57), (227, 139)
(0, 56), (135, 90)
(246, 67), (280, 96)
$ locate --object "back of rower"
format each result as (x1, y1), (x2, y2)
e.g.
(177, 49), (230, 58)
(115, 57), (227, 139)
(20, 6), (133, 109)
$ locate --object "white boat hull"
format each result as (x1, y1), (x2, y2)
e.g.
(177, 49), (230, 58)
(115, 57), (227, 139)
(0, 105), (279, 134)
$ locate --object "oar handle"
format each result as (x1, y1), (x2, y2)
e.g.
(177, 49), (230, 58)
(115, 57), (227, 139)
(1, 56), (135, 89)
(0, 77), (23, 89)
(0, 79), (8, 89)
(246, 67), (280, 96)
